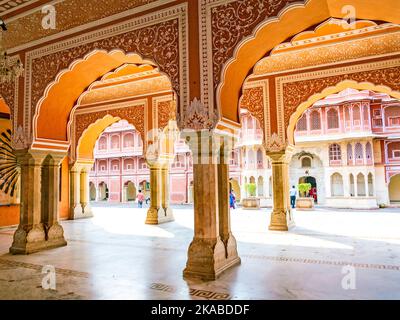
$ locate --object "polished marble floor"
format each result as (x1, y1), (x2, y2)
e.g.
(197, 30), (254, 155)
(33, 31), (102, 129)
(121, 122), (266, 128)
(0, 204), (400, 300)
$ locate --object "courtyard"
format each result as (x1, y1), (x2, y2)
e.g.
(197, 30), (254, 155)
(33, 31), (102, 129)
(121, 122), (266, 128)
(0, 204), (399, 300)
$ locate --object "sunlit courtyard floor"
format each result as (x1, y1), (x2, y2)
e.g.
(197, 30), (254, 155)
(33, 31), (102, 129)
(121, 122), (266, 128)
(0, 203), (400, 300)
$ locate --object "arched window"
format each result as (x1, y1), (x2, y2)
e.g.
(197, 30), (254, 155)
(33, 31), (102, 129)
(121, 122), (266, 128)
(257, 176), (264, 197)
(111, 159), (119, 171)
(366, 142), (373, 163)
(123, 133), (134, 148)
(99, 137), (107, 150)
(310, 110), (321, 130)
(331, 173), (344, 197)
(345, 106), (351, 129)
(111, 135), (120, 149)
(248, 149), (255, 168)
(124, 158), (134, 170)
(296, 114), (307, 131)
(349, 174), (355, 197)
(329, 144), (342, 163)
(347, 143), (353, 165)
(355, 143), (364, 160)
(257, 149), (263, 167)
(368, 173), (374, 196)
(301, 157), (311, 168)
(327, 109), (339, 129)
(138, 157), (147, 170)
(352, 105), (360, 126)
(357, 173), (366, 196)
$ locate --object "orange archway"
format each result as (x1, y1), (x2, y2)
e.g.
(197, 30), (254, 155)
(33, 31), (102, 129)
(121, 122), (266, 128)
(218, 0), (400, 124)
(32, 50), (160, 150)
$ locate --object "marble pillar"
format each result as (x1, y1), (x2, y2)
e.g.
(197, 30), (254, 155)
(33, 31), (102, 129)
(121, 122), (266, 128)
(183, 132), (240, 281)
(145, 162), (174, 224)
(267, 148), (295, 231)
(41, 153), (67, 249)
(10, 150), (67, 254)
(80, 164), (93, 217)
(217, 161), (240, 266)
(70, 161), (93, 219)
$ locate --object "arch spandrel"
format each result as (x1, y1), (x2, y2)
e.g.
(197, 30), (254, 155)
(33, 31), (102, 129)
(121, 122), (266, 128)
(215, 0), (400, 126)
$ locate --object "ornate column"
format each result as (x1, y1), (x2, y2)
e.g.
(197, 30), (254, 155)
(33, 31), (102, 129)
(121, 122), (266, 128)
(161, 165), (173, 219)
(266, 146), (295, 231)
(69, 163), (82, 219)
(10, 150), (46, 254)
(41, 152), (67, 249)
(10, 150), (67, 254)
(183, 131), (240, 280)
(145, 161), (174, 224)
(217, 158), (240, 267)
(80, 162), (94, 217)
(70, 160), (93, 219)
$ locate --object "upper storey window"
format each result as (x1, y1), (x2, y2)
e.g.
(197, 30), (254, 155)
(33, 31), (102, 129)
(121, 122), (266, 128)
(296, 114), (307, 131)
(99, 137), (107, 150)
(327, 109), (339, 129)
(310, 111), (321, 130)
(123, 134), (134, 148)
(329, 144), (342, 163)
(352, 106), (361, 126)
(385, 106), (400, 127)
(111, 135), (120, 149)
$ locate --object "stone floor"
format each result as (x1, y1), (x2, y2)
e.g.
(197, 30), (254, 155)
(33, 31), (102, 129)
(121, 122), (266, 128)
(0, 204), (400, 300)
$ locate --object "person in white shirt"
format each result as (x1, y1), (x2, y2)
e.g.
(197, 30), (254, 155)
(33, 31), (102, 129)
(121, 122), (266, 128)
(290, 186), (297, 209)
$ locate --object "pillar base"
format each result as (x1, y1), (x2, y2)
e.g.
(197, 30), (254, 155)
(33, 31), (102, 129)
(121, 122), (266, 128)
(145, 207), (174, 225)
(9, 223), (67, 255)
(183, 237), (240, 281)
(268, 209), (295, 231)
(70, 204), (93, 220)
(224, 233), (241, 265)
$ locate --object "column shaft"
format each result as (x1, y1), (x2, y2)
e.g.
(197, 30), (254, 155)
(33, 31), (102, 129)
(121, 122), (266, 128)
(268, 150), (295, 231)
(145, 164), (174, 224)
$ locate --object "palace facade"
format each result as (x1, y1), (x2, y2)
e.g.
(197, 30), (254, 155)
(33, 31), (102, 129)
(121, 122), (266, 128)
(0, 0), (399, 281)
(89, 89), (400, 209)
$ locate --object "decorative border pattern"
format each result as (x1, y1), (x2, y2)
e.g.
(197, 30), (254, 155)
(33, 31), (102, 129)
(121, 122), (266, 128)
(152, 95), (175, 131)
(200, 0), (297, 113)
(240, 79), (270, 143)
(150, 283), (232, 300)
(23, 3), (188, 147)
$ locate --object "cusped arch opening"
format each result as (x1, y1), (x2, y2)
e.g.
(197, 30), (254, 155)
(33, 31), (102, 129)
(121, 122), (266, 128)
(218, 0), (400, 125)
(33, 49), (173, 147)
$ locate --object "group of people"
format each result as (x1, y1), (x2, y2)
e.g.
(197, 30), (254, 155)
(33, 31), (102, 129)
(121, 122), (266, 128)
(136, 186), (317, 210)
(290, 185), (318, 209)
(136, 190), (150, 208)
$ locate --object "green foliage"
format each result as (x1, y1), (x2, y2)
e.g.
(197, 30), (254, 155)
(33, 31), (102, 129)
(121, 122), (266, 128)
(298, 183), (312, 197)
(245, 183), (257, 197)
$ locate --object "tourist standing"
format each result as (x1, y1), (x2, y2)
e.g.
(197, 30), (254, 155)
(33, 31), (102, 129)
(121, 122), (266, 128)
(137, 190), (145, 208)
(290, 185), (297, 209)
(229, 190), (236, 209)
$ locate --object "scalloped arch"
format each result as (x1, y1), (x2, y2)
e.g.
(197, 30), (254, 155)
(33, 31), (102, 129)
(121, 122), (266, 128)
(76, 115), (142, 161)
(287, 80), (400, 145)
(33, 49), (160, 143)
(217, 0), (400, 124)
